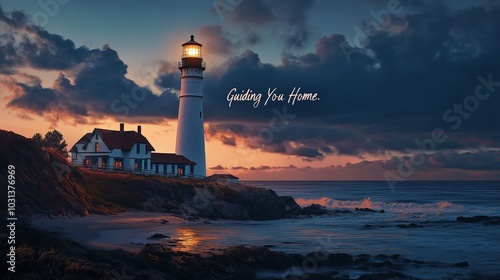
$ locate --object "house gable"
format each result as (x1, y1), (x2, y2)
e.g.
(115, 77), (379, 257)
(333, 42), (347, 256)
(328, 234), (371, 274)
(84, 129), (111, 153)
(70, 133), (92, 152)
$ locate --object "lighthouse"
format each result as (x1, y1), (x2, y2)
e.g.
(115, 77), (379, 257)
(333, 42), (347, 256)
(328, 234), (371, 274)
(175, 35), (206, 177)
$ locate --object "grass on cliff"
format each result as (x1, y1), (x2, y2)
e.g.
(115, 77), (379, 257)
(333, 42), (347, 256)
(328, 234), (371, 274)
(73, 168), (224, 213)
(0, 129), (273, 218)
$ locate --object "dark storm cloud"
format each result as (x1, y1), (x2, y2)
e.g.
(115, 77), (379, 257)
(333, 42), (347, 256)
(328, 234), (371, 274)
(154, 72), (178, 91)
(64, 45), (180, 119)
(0, 6), (90, 71)
(227, 0), (276, 26)
(197, 25), (262, 58)
(8, 82), (57, 114)
(243, 28), (262, 45)
(1, 7), (180, 123)
(427, 150), (500, 170)
(199, 25), (239, 56)
(154, 61), (180, 90)
(285, 27), (311, 49)
(224, 0), (314, 48)
(0, 34), (20, 74)
(5, 56), (180, 123)
(271, 0), (314, 48)
(289, 147), (323, 159)
(348, 149), (500, 173)
(200, 2), (500, 159)
(205, 122), (362, 160)
(242, 150), (500, 180)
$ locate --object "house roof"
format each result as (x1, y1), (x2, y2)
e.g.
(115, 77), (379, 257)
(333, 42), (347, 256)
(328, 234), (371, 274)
(70, 128), (155, 152)
(208, 174), (239, 180)
(95, 129), (155, 151)
(151, 153), (196, 165)
(69, 133), (92, 152)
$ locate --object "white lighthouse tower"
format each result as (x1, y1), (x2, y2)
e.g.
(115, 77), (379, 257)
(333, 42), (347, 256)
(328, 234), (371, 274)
(175, 35), (206, 177)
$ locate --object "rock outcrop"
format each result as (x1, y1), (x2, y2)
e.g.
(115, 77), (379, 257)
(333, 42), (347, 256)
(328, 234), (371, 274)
(0, 129), (302, 220)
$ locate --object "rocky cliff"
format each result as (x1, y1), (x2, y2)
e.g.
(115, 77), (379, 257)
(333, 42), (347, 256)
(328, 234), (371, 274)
(0, 129), (302, 220)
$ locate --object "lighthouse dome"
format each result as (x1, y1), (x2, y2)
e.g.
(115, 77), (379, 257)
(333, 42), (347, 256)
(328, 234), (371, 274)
(182, 35), (202, 47)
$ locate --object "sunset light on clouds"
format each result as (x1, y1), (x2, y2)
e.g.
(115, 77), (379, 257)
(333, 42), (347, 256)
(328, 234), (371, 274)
(1, 0), (500, 181)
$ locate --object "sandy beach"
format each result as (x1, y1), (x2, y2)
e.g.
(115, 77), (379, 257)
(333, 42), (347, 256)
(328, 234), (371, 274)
(31, 212), (193, 253)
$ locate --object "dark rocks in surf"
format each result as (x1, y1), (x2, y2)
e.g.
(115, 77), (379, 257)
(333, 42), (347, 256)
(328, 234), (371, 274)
(148, 233), (170, 239)
(355, 207), (377, 212)
(396, 223), (423, 229)
(301, 203), (330, 215)
(355, 208), (385, 213)
(456, 215), (500, 225)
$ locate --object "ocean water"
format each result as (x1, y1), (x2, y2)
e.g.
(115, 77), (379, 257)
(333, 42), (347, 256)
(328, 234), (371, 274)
(33, 181), (500, 279)
(159, 181), (500, 279)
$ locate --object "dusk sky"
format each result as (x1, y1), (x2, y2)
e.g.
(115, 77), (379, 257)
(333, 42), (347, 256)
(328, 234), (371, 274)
(1, 0), (500, 181)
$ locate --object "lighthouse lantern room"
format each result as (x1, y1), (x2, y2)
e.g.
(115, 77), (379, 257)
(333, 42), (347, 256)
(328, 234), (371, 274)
(175, 35), (207, 177)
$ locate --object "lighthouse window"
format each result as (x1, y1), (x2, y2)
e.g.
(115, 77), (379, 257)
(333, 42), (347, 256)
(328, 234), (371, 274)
(200, 111), (202, 119)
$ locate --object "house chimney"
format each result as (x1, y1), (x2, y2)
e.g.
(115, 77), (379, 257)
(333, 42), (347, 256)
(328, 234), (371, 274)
(137, 125), (142, 135)
(120, 123), (124, 133)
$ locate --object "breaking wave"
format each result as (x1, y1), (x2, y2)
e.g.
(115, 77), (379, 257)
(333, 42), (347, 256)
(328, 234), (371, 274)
(295, 197), (467, 214)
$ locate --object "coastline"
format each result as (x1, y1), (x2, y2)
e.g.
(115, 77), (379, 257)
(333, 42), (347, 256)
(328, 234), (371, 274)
(6, 211), (496, 280)
(2, 131), (499, 279)
(27, 210), (500, 279)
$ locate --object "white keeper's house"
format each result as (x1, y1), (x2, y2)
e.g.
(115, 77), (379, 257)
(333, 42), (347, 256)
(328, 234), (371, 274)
(71, 35), (211, 178)
(70, 123), (196, 177)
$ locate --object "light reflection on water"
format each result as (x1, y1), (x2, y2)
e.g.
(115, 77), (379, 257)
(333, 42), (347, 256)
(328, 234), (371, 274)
(175, 228), (201, 251)
(156, 216), (413, 256)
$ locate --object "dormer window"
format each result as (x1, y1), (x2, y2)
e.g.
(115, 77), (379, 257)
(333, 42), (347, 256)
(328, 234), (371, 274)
(95, 142), (100, 152)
